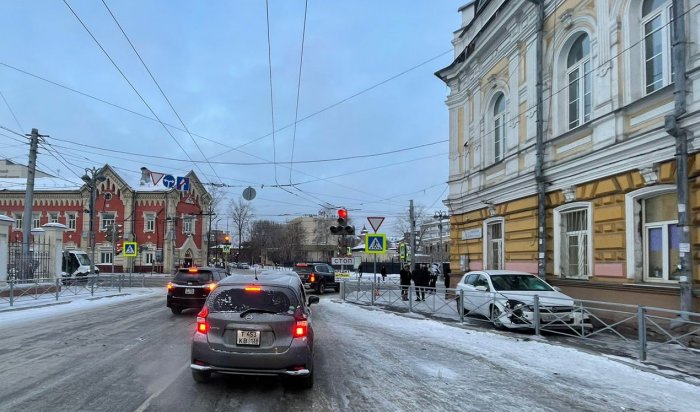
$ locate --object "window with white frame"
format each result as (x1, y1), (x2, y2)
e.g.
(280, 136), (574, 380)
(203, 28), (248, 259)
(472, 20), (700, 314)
(554, 204), (592, 279)
(100, 251), (113, 264)
(492, 93), (506, 163)
(32, 213), (41, 229)
(183, 215), (194, 234)
(145, 252), (154, 265)
(642, 0), (672, 94)
(67, 213), (76, 230)
(642, 192), (679, 281)
(49, 212), (59, 224)
(13, 213), (22, 230)
(145, 213), (156, 232)
(567, 33), (592, 129)
(101, 212), (115, 231)
(484, 218), (504, 270)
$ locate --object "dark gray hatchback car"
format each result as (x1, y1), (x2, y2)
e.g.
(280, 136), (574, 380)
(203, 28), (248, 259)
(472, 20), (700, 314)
(191, 273), (319, 388)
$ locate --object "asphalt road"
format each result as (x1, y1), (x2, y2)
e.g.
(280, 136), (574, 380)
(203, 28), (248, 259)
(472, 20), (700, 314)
(0, 292), (696, 411)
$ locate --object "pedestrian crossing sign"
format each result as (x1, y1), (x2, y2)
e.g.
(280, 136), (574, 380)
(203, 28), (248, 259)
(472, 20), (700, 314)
(222, 245), (231, 254)
(123, 241), (138, 257)
(365, 233), (387, 254)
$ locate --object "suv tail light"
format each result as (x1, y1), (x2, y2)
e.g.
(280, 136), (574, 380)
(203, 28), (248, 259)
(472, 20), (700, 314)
(166, 282), (174, 294)
(294, 320), (308, 338)
(206, 283), (217, 292)
(309, 273), (316, 283)
(196, 306), (209, 334)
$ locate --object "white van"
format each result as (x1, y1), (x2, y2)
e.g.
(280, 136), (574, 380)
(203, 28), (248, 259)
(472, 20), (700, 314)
(61, 250), (98, 284)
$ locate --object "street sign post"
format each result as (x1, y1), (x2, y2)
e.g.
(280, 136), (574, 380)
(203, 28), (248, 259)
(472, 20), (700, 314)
(162, 175), (175, 188)
(123, 241), (138, 257)
(222, 245), (231, 254)
(365, 233), (387, 254)
(332, 257), (354, 265)
(367, 216), (384, 233)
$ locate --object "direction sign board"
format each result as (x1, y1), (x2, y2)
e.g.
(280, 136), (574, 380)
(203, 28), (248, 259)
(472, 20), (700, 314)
(176, 176), (190, 191)
(332, 257), (354, 266)
(367, 216), (384, 233)
(365, 233), (387, 254)
(123, 241), (138, 257)
(162, 175), (175, 188)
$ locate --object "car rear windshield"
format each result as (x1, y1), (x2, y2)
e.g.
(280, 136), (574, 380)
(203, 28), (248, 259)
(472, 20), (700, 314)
(490, 275), (553, 292)
(209, 287), (296, 313)
(294, 265), (313, 275)
(174, 270), (212, 283)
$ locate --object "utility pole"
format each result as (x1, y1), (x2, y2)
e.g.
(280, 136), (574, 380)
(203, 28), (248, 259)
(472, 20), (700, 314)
(82, 167), (105, 276)
(21, 128), (40, 279)
(410, 200), (417, 271)
(667, 0), (691, 317)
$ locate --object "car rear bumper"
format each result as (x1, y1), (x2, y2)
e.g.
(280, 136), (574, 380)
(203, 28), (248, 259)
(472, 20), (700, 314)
(191, 333), (313, 375)
(167, 295), (207, 309)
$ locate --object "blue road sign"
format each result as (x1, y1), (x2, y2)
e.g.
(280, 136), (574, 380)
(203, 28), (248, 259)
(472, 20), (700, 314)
(365, 233), (387, 254)
(176, 176), (190, 191)
(162, 175), (175, 188)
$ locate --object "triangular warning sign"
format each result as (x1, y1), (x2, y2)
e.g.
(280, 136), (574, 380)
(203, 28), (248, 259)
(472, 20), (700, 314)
(150, 172), (165, 186)
(368, 237), (383, 251)
(367, 217), (384, 233)
(125, 244), (135, 254)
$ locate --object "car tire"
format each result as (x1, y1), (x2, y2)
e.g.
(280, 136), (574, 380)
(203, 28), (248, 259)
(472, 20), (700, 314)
(455, 297), (469, 315)
(490, 305), (504, 329)
(317, 282), (325, 295)
(191, 369), (210, 383)
(171, 307), (182, 315)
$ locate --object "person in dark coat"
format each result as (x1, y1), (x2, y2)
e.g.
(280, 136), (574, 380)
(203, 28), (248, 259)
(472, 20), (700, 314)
(399, 264), (411, 300)
(413, 264), (429, 301)
(380, 266), (387, 282)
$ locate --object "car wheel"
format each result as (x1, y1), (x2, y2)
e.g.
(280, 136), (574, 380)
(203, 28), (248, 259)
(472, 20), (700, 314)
(171, 307), (182, 315)
(490, 305), (504, 329)
(191, 369), (210, 383)
(317, 282), (325, 295)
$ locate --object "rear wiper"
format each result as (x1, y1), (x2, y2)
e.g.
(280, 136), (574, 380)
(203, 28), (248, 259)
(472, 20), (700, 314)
(239, 308), (279, 318)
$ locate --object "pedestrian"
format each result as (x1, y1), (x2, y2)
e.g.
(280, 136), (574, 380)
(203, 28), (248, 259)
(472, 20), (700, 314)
(443, 263), (451, 299)
(399, 264), (411, 300)
(357, 263), (363, 279)
(413, 264), (429, 301)
(380, 266), (387, 282)
(428, 263), (438, 293)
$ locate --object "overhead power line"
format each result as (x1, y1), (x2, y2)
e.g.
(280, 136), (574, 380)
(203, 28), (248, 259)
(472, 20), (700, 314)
(0, 89), (24, 131)
(289, 0), (309, 185)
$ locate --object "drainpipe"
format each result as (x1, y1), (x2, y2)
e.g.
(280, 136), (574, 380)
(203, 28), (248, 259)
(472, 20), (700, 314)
(665, 0), (691, 317)
(528, 0), (546, 278)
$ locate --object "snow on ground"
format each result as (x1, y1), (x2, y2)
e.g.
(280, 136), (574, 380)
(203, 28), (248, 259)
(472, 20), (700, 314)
(325, 298), (700, 410)
(0, 288), (158, 327)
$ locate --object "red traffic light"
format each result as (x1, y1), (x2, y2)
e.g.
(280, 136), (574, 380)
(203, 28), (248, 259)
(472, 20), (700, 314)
(338, 208), (348, 220)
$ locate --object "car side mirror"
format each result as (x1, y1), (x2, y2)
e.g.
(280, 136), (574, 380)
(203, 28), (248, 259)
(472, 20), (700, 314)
(308, 296), (320, 305)
(474, 285), (488, 292)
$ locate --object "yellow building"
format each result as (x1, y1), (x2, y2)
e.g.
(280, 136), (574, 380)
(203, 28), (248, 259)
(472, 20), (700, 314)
(436, 0), (700, 310)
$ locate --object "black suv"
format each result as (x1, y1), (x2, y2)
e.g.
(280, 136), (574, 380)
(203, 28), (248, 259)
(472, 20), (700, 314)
(293, 263), (338, 294)
(167, 267), (229, 314)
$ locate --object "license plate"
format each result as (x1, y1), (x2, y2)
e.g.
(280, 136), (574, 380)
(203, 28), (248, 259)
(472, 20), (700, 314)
(237, 330), (261, 346)
(185, 288), (194, 295)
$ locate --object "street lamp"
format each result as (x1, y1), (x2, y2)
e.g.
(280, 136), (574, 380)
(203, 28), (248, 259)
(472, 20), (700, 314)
(82, 167), (106, 276)
(433, 210), (449, 263)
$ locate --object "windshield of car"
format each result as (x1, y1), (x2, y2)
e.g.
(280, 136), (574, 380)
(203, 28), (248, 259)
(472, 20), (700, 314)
(74, 253), (91, 266)
(209, 287), (296, 314)
(489, 275), (553, 291)
(173, 270), (212, 283)
(294, 265), (313, 275)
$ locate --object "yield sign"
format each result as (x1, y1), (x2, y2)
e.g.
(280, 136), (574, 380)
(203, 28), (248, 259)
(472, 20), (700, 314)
(367, 216), (385, 233)
(150, 171), (165, 186)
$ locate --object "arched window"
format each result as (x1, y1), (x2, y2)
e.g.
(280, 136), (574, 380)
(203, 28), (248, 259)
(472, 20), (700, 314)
(492, 93), (505, 163)
(642, 0), (672, 94)
(566, 33), (591, 129)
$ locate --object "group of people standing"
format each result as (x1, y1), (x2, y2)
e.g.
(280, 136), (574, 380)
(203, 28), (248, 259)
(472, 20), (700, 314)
(399, 264), (448, 301)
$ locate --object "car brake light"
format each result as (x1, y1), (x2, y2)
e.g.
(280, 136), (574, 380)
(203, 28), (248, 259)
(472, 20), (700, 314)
(166, 282), (174, 293)
(309, 273), (315, 283)
(196, 306), (209, 334)
(294, 320), (308, 338)
(188, 267), (199, 273)
(206, 283), (217, 292)
(245, 286), (261, 292)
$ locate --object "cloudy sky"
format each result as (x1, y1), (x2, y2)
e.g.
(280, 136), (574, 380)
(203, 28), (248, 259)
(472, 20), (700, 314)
(0, 0), (464, 235)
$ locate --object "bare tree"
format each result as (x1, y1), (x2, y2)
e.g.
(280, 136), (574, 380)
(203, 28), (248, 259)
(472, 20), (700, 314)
(230, 198), (254, 260)
(393, 203), (430, 251)
(248, 220), (283, 264)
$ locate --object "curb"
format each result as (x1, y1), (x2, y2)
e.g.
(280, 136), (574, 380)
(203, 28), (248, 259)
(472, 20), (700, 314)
(0, 292), (133, 313)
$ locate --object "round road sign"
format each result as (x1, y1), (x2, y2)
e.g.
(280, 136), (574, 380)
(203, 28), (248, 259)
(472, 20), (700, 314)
(242, 186), (256, 201)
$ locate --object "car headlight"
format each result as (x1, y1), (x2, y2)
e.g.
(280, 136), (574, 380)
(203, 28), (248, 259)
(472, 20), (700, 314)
(505, 299), (526, 311)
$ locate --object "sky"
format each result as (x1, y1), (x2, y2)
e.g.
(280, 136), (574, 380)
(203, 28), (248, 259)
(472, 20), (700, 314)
(0, 0), (465, 236)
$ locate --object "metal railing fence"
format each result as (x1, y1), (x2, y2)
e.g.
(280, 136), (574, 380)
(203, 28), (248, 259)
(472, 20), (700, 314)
(341, 280), (700, 363)
(0, 273), (147, 307)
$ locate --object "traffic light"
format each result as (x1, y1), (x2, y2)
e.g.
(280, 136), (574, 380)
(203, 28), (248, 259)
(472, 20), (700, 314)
(224, 235), (230, 243)
(330, 208), (355, 235)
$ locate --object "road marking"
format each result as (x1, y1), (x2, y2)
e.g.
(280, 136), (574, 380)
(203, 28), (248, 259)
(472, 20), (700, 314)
(133, 362), (190, 412)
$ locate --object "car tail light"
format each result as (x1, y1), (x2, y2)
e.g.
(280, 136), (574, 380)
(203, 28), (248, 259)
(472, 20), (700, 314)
(188, 267), (199, 273)
(206, 283), (217, 292)
(196, 306), (209, 334)
(294, 320), (308, 338)
(166, 282), (174, 294)
(309, 273), (315, 283)
(244, 286), (261, 292)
